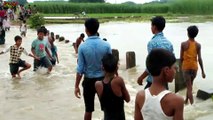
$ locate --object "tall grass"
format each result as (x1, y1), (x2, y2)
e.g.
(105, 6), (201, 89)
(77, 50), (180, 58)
(169, 0), (213, 14)
(34, 2), (144, 14)
(141, 3), (169, 13)
(33, 0), (213, 14)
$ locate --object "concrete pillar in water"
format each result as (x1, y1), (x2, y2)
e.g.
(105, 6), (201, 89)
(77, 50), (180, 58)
(175, 59), (186, 92)
(112, 49), (119, 60)
(65, 40), (70, 43)
(197, 89), (213, 100)
(56, 35), (60, 39)
(59, 36), (65, 42)
(126, 51), (136, 69)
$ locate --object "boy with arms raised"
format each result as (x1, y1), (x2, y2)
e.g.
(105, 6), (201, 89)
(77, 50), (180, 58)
(135, 48), (184, 120)
(0, 35), (37, 78)
(95, 54), (130, 120)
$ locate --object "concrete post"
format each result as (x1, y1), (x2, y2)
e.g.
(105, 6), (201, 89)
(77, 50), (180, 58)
(197, 89), (213, 100)
(59, 36), (65, 42)
(175, 59), (186, 92)
(126, 51), (136, 69)
(65, 40), (70, 43)
(56, 35), (60, 39)
(112, 49), (119, 60)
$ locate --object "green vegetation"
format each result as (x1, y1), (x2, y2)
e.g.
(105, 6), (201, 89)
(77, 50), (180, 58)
(69, 0), (104, 3)
(169, 0), (213, 14)
(33, 0), (213, 15)
(212, 95), (213, 102)
(29, 0), (213, 24)
(28, 13), (45, 29)
(33, 2), (143, 14)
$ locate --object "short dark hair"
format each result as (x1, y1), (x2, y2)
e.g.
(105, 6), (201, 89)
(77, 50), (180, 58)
(14, 35), (22, 42)
(151, 16), (166, 31)
(187, 25), (199, 39)
(102, 54), (118, 73)
(146, 48), (176, 76)
(40, 26), (48, 35)
(103, 38), (107, 41)
(37, 27), (45, 34)
(84, 18), (99, 35)
(80, 33), (85, 38)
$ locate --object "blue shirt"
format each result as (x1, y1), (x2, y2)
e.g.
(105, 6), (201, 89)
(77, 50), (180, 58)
(77, 36), (112, 78)
(146, 32), (174, 83)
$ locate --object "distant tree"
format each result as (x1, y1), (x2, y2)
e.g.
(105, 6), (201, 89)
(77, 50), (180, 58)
(69, 0), (105, 3)
(29, 13), (45, 29)
(122, 1), (137, 5)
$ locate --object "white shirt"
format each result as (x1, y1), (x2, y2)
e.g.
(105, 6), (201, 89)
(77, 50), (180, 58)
(20, 23), (27, 32)
(141, 89), (173, 120)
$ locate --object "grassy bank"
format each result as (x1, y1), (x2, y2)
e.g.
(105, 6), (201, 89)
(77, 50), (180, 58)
(43, 13), (213, 24)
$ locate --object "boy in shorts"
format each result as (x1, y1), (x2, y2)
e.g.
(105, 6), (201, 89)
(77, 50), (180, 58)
(31, 27), (53, 73)
(180, 25), (206, 104)
(0, 35), (38, 78)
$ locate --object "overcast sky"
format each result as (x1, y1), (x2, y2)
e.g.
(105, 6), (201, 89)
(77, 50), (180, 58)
(27, 0), (155, 4)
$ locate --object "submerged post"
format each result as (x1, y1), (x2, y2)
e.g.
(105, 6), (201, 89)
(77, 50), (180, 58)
(126, 51), (136, 69)
(59, 36), (65, 42)
(56, 35), (60, 39)
(197, 89), (213, 100)
(175, 59), (186, 92)
(112, 49), (119, 61)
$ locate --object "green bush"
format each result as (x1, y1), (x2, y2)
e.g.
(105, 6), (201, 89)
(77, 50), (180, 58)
(28, 13), (45, 29)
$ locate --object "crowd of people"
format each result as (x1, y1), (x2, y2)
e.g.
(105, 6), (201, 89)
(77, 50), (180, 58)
(73, 17), (206, 120)
(0, 15), (206, 120)
(0, 2), (37, 45)
(0, 25), (59, 78)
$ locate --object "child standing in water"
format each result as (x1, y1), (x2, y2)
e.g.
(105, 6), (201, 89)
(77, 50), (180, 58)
(49, 35), (59, 65)
(20, 20), (27, 37)
(0, 22), (5, 45)
(135, 48), (184, 120)
(0, 35), (38, 78)
(180, 25), (206, 104)
(74, 33), (85, 54)
(31, 27), (53, 73)
(95, 54), (130, 120)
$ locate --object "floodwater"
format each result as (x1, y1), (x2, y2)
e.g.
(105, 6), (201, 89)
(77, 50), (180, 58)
(0, 22), (213, 120)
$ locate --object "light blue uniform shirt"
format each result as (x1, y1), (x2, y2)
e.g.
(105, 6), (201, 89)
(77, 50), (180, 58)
(77, 36), (112, 78)
(146, 32), (174, 83)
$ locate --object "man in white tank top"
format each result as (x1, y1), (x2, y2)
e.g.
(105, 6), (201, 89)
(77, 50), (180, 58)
(134, 48), (184, 120)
